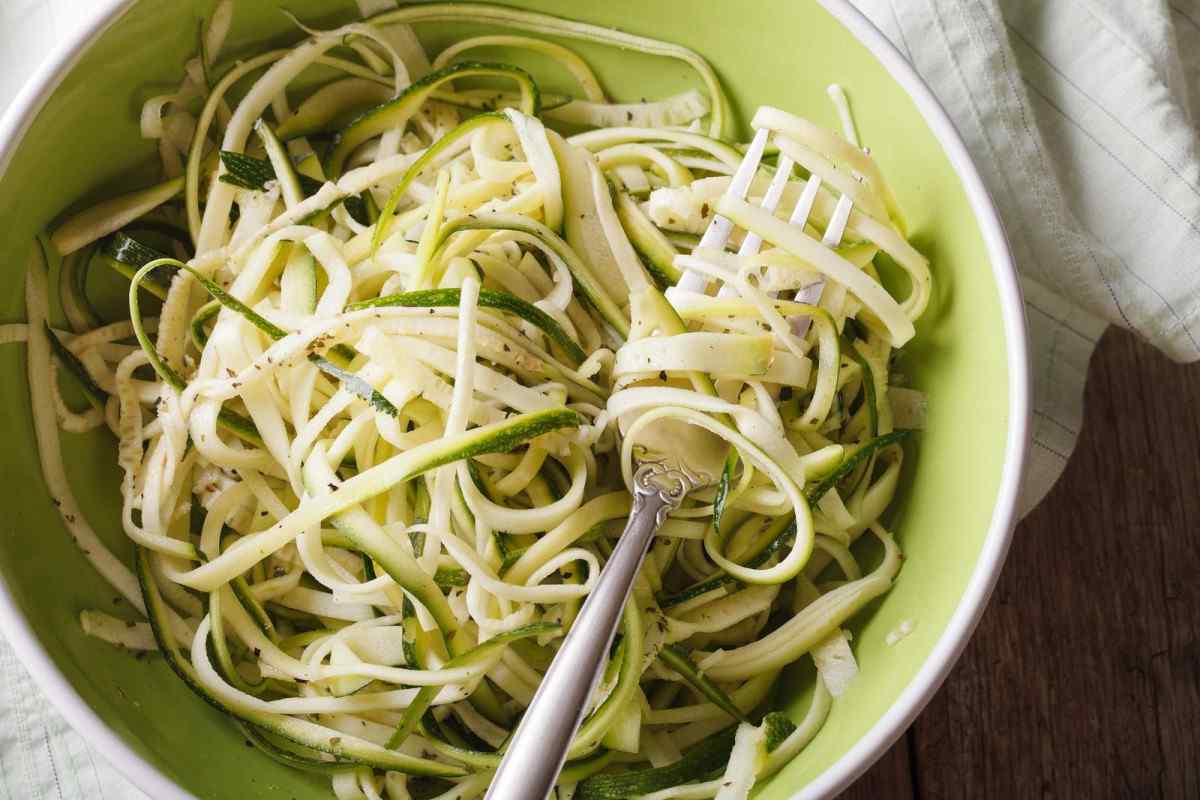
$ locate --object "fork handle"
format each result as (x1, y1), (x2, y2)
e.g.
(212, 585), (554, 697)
(484, 473), (683, 800)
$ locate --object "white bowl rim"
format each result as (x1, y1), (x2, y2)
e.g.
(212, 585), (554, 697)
(797, 2), (1030, 796)
(0, 2), (1030, 799)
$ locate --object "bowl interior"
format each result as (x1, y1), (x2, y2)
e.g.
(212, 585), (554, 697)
(0, 1), (1012, 797)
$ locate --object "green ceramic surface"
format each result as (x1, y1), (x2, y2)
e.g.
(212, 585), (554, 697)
(0, 2), (1013, 797)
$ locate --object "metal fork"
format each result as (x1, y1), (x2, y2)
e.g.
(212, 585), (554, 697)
(673, 123), (855, 335)
(486, 115), (854, 799)
(485, 460), (705, 800)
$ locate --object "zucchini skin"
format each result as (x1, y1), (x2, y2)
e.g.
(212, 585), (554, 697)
(658, 430), (911, 608)
(219, 151), (369, 223)
(576, 727), (736, 799)
(433, 212), (631, 340)
(133, 546), (467, 777)
(349, 287), (587, 365)
(44, 323), (108, 411)
(327, 61), (541, 176)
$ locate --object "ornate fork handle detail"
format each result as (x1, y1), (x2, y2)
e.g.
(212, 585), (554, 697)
(633, 459), (706, 524)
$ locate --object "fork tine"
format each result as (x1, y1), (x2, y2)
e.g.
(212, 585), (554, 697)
(821, 193), (853, 247)
(790, 188), (853, 335)
(671, 108), (860, 344)
(715, 155), (796, 298)
(788, 174), (823, 228)
(738, 156), (794, 258)
(675, 127), (770, 293)
(697, 127), (770, 252)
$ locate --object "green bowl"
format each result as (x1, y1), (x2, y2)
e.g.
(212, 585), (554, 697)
(0, 1), (1029, 797)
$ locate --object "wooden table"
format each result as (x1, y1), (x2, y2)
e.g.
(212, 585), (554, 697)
(843, 328), (1200, 799)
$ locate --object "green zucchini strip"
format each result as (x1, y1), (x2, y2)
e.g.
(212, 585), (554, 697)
(129, 256), (399, 417)
(44, 323), (108, 412)
(126, 258), (263, 446)
(370, 2), (728, 137)
(348, 287), (586, 365)
(327, 61), (539, 177)
(431, 212), (629, 340)
(172, 407), (582, 592)
(135, 547), (465, 777)
(658, 431), (910, 609)
(657, 645), (749, 724)
(218, 151), (369, 225)
(28, 10), (936, 798)
(384, 622), (560, 749)
(370, 111), (510, 253)
(576, 727), (735, 799)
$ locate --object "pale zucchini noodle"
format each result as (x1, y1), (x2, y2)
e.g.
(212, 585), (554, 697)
(19, 4), (932, 798)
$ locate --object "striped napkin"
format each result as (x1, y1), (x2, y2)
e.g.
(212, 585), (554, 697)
(3, 0), (1199, 796)
(852, 0), (1200, 513)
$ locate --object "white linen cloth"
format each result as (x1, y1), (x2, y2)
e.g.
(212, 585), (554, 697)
(853, 0), (1200, 515)
(2, 0), (1198, 796)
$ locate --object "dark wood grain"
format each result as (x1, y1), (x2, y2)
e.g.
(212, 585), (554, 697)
(840, 732), (917, 799)
(848, 328), (1200, 799)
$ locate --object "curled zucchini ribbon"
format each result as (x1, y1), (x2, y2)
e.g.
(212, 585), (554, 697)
(28, 4), (930, 798)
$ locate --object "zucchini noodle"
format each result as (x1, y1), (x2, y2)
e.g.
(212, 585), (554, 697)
(22, 4), (932, 798)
